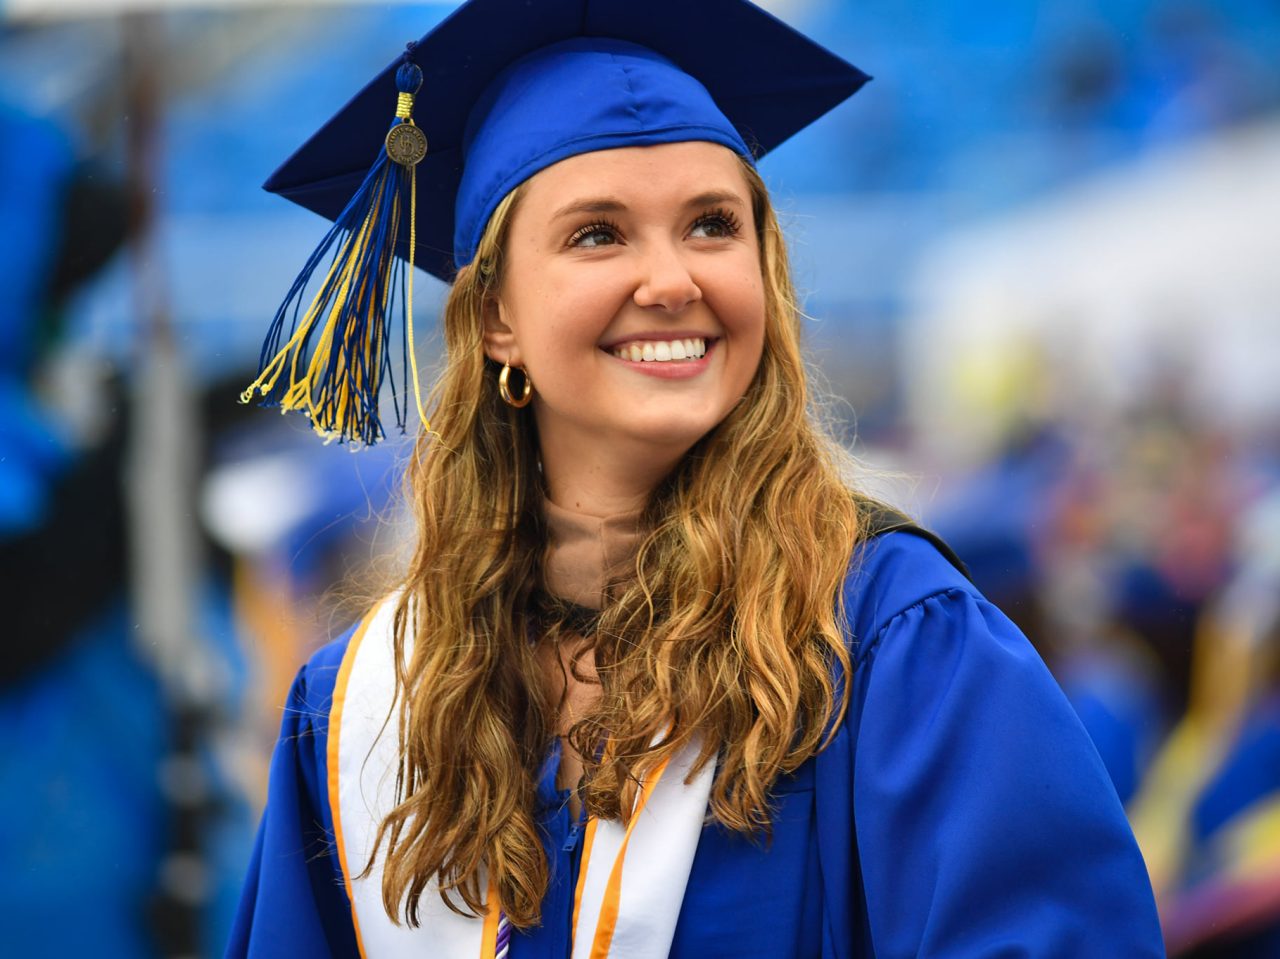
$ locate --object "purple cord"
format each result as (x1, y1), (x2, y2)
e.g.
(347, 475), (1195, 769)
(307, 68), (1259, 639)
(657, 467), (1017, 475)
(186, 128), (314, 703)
(495, 911), (512, 959)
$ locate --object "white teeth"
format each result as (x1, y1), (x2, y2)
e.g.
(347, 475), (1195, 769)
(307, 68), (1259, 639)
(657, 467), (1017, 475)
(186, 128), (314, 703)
(611, 337), (708, 362)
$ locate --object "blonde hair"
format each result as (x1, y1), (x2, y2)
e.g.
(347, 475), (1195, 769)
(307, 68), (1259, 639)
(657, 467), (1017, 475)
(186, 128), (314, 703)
(369, 157), (872, 928)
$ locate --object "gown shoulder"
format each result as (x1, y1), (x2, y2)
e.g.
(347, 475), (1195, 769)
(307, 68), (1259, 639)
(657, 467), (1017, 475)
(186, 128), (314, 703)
(816, 530), (1166, 958)
(224, 624), (361, 959)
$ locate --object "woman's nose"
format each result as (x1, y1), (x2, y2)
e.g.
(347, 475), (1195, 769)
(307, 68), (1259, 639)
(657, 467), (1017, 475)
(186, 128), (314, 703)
(633, 243), (702, 313)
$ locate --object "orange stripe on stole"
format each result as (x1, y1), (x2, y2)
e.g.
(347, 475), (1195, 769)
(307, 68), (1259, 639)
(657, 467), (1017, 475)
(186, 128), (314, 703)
(326, 607), (381, 959)
(481, 874), (502, 957)
(571, 816), (600, 937)
(587, 757), (673, 959)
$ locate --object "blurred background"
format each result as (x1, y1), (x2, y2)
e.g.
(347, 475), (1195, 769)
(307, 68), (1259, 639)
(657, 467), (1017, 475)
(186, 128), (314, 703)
(1, 0), (1277, 955)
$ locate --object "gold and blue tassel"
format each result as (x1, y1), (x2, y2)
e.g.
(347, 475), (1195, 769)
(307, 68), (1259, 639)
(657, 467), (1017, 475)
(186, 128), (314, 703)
(242, 46), (429, 446)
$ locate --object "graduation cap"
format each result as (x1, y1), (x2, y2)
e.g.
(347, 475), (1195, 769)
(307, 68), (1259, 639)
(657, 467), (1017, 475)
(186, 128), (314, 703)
(242, 0), (869, 446)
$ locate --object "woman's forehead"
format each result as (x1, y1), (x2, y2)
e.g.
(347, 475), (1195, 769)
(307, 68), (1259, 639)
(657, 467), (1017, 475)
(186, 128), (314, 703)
(520, 142), (752, 214)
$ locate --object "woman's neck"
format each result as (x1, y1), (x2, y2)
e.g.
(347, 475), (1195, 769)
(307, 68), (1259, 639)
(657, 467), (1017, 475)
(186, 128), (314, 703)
(541, 496), (644, 610)
(538, 490), (647, 816)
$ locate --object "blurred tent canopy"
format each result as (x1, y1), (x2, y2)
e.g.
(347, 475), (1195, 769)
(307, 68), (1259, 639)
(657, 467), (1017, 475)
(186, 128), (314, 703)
(1, 0), (454, 19)
(10, 0), (1277, 400)
(903, 117), (1280, 462)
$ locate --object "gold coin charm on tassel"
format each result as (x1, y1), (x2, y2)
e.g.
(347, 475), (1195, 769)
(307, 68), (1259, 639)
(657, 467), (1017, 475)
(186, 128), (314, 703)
(386, 91), (428, 166)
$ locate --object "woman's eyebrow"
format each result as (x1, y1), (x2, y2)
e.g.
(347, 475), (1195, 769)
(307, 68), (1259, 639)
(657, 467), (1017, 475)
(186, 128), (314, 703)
(551, 196), (626, 221)
(550, 189), (748, 223)
(684, 189), (747, 209)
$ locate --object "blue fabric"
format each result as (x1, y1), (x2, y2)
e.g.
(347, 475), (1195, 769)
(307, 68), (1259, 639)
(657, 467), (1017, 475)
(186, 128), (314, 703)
(263, 0), (868, 280)
(227, 532), (1164, 957)
(0, 378), (70, 536)
(1192, 695), (1280, 849)
(0, 99), (73, 377)
(1058, 649), (1167, 807)
(0, 603), (167, 958)
(1169, 697), (1280, 953)
(828, 535), (1164, 957)
(0, 102), (74, 535)
(226, 634), (358, 958)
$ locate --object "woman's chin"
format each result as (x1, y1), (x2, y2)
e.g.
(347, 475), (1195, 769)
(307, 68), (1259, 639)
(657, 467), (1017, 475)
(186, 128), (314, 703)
(611, 415), (726, 459)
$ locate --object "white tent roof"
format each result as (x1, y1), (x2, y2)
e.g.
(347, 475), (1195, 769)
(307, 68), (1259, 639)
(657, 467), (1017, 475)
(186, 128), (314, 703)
(904, 118), (1280, 459)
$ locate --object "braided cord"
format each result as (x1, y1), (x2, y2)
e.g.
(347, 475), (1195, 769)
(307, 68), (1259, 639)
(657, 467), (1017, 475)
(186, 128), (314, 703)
(404, 160), (428, 430)
(495, 912), (512, 959)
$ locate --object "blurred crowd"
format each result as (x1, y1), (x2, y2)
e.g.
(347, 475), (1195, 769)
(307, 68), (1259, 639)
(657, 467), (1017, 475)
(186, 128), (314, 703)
(1, 1), (1278, 956)
(922, 398), (1280, 957)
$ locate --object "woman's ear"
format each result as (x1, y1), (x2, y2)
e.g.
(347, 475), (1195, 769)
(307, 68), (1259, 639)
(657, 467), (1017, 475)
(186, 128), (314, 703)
(481, 295), (522, 367)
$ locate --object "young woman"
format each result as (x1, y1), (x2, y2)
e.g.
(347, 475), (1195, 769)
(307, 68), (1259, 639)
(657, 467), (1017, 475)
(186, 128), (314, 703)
(229, 1), (1166, 956)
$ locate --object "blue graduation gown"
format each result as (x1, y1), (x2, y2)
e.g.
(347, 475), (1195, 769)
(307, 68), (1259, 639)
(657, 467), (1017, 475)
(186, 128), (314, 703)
(227, 532), (1165, 957)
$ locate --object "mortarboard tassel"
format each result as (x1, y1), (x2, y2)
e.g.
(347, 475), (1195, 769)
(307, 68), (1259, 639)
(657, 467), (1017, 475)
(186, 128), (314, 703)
(241, 47), (429, 446)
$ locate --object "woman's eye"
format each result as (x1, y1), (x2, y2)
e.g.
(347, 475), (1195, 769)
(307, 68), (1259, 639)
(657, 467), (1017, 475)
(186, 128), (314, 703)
(689, 209), (742, 239)
(567, 222), (620, 248)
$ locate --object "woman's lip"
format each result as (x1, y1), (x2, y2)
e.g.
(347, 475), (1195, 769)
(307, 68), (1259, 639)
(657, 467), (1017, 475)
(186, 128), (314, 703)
(602, 339), (717, 379)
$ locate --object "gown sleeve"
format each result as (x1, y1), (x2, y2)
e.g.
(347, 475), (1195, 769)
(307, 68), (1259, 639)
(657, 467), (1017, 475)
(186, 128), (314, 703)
(225, 630), (361, 959)
(818, 533), (1165, 958)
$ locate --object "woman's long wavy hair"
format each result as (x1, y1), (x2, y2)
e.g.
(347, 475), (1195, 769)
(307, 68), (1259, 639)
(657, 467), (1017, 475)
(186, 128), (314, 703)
(369, 156), (873, 928)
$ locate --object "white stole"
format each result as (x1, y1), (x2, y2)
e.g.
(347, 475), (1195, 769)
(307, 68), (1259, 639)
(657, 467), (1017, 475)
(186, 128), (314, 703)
(328, 598), (714, 958)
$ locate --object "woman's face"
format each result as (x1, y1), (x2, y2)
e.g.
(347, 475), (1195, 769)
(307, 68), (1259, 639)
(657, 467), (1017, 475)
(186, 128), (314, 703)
(485, 141), (766, 470)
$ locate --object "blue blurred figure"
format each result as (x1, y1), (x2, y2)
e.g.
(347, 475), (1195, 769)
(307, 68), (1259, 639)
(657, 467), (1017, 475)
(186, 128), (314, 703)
(0, 98), (167, 957)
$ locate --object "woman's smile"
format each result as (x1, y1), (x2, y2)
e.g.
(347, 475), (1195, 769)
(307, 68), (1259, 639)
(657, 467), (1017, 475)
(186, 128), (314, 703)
(604, 334), (715, 379)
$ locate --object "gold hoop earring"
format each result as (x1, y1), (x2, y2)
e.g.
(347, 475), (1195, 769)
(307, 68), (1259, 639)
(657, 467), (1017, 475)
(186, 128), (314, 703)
(498, 362), (533, 408)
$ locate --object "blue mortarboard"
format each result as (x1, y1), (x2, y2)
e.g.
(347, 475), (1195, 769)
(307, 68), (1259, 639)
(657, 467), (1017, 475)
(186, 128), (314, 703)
(244, 0), (868, 445)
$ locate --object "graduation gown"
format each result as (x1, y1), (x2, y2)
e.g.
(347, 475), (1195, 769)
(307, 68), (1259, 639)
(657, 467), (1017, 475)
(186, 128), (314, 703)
(227, 531), (1165, 957)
